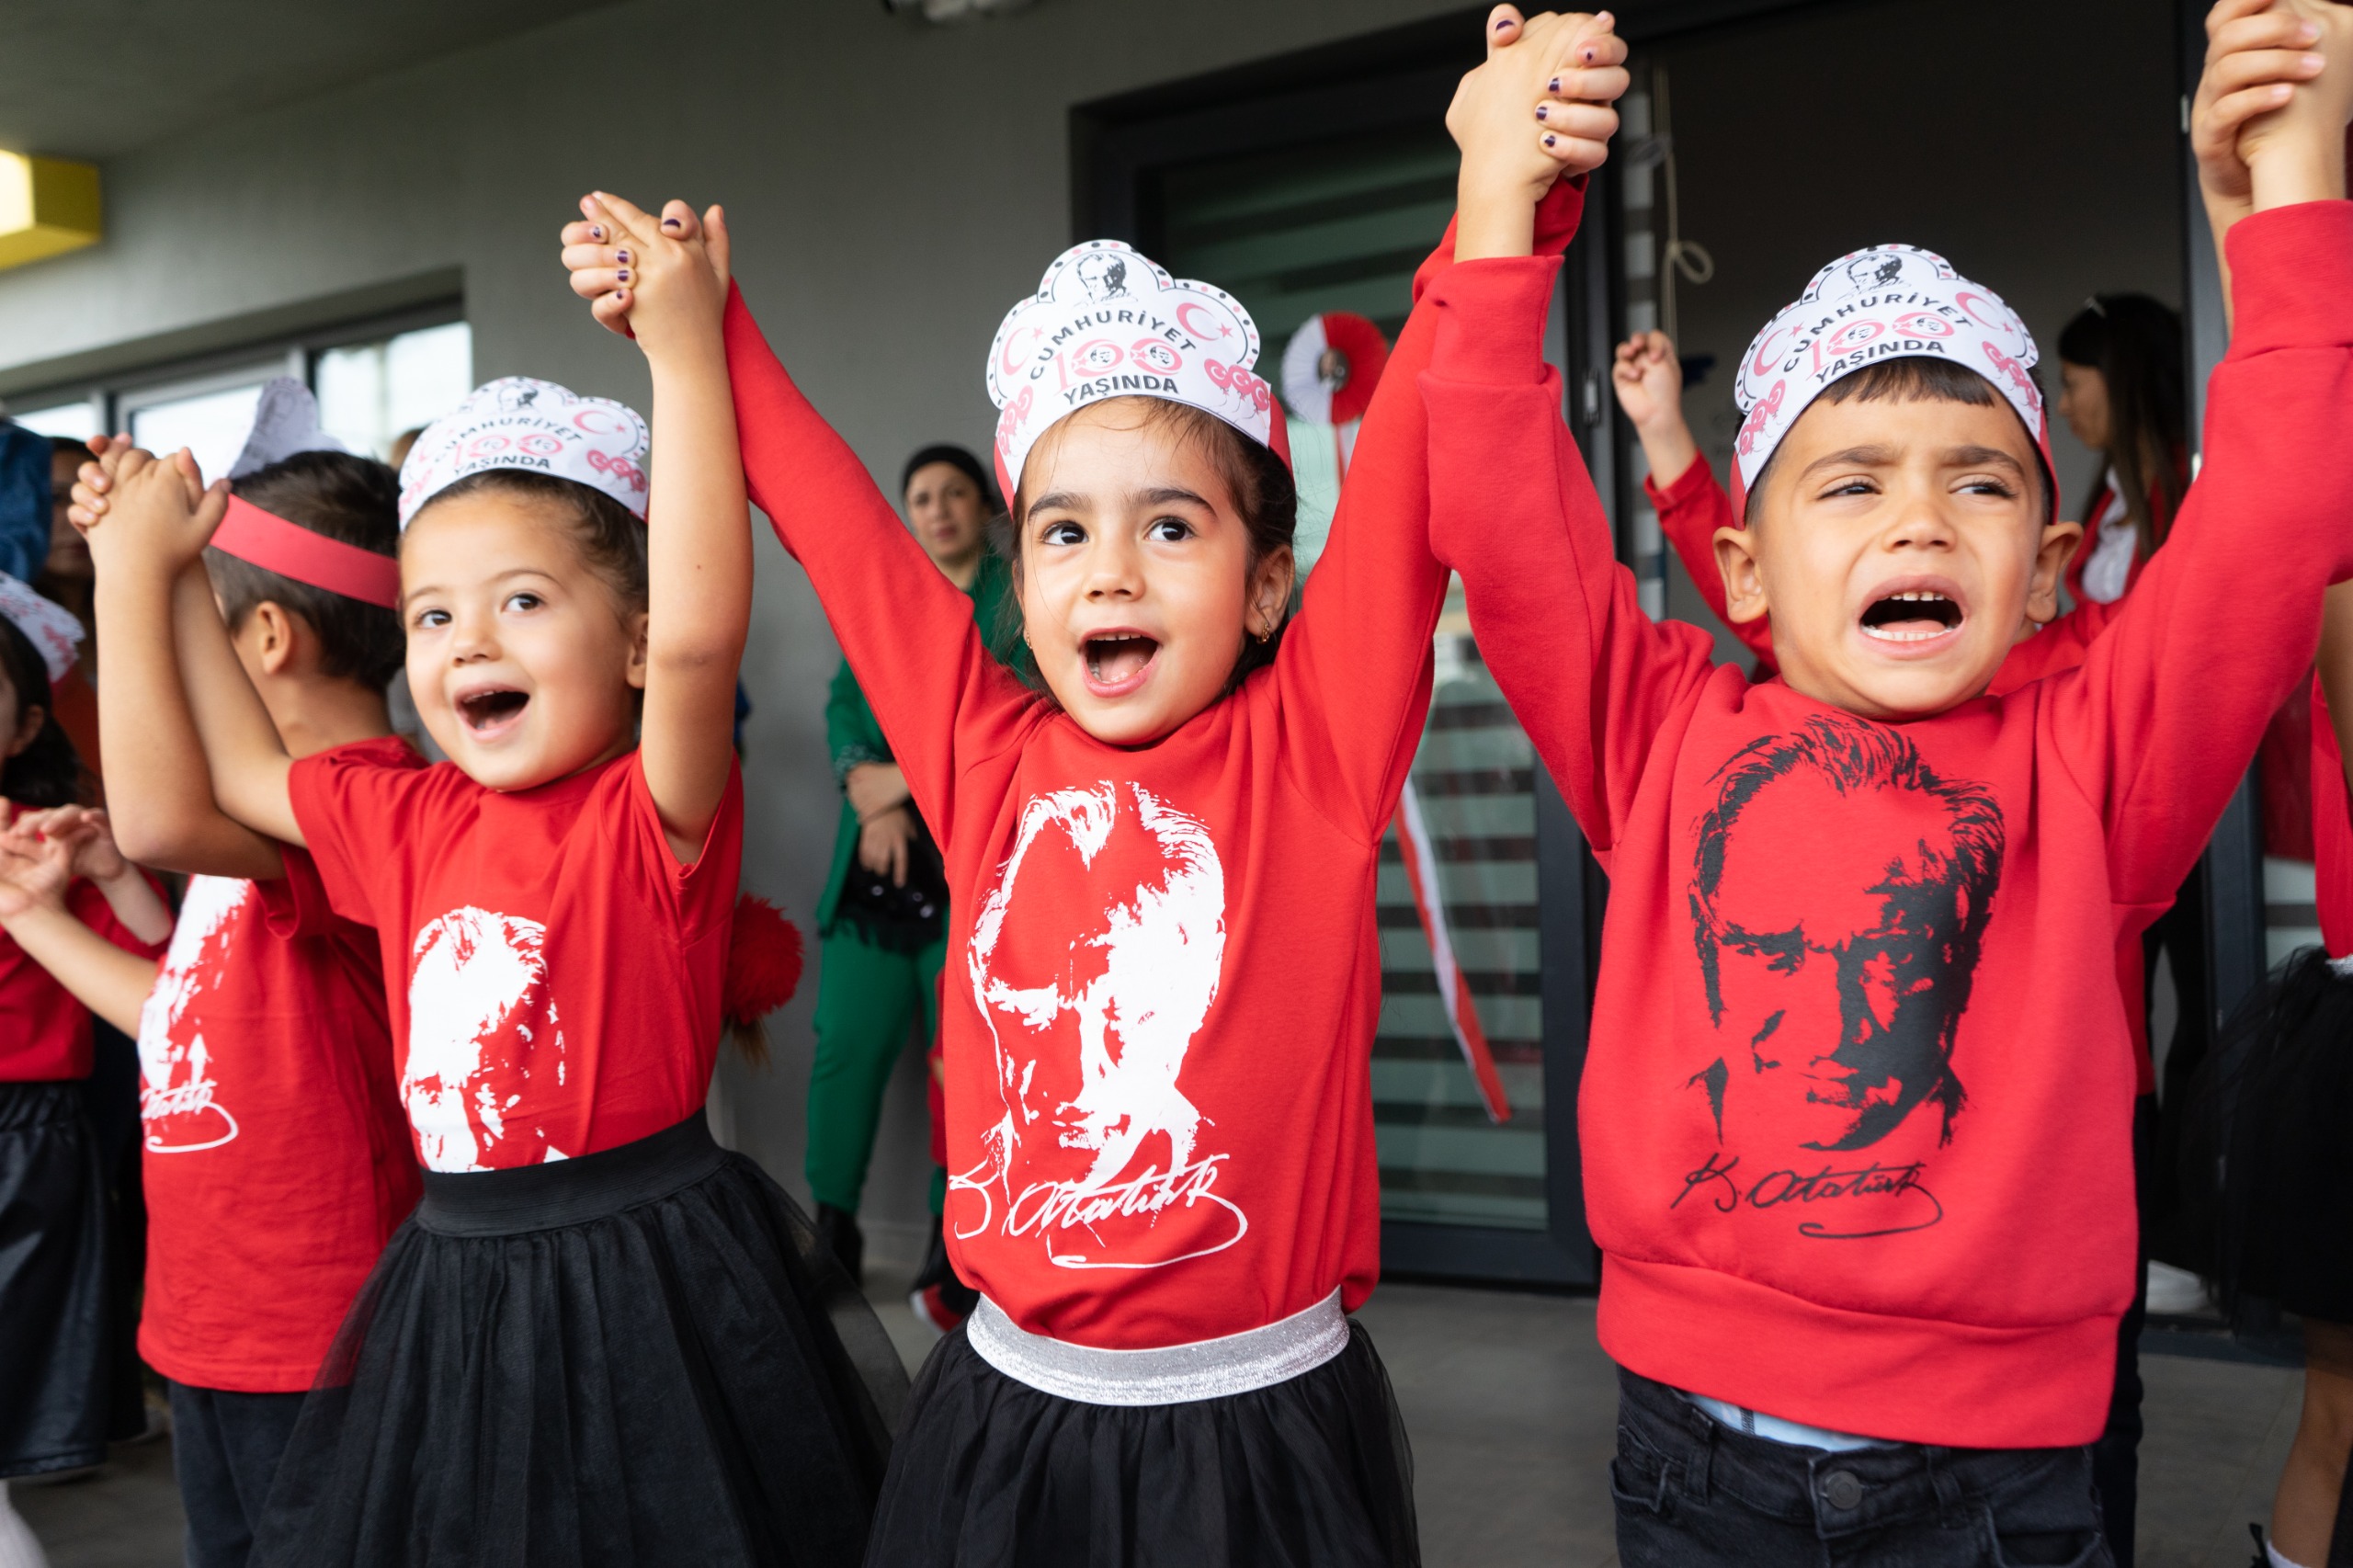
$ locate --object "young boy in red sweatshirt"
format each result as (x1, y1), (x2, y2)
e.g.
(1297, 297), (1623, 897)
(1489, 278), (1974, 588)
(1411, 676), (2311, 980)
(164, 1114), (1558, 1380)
(1426, 2), (2353, 1559)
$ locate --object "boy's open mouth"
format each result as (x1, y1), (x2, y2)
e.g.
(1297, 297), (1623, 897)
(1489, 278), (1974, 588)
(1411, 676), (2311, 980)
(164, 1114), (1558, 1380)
(1083, 631), (1160, 694)
(456, 687), (530, 735)
(1859, 590), (1962, 643)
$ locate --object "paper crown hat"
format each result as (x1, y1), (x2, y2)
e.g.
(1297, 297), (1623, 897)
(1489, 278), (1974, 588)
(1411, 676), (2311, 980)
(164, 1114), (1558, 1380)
(986, 240), (1288, 496)
(1732, 244), (2050, 510)
(397, 376), (649, 528)
(0, 571), (84, 684)
(228, 378), (348, 480)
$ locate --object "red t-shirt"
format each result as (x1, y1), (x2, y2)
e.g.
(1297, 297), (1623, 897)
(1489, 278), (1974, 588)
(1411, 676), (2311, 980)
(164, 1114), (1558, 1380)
(289, 741), (742, 1172)
(1, 873), (165, 1082)
(1423, 202), (2353, 1448)
(2313, 677), (2353, 957)
(136, 855), (420, 1392)
(722, 183), (1588, 1350)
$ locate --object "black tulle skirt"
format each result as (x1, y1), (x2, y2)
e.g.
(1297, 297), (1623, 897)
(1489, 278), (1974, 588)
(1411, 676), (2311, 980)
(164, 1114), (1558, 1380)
(867, 1318), (1419, 1568)
(251, 1112), (908, 1568)
(2180, 946), (2353, 1326)
(0, 1081), (131, 1477)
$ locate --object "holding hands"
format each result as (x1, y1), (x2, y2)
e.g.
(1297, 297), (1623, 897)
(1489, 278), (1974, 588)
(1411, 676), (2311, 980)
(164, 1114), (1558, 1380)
(1449, 6), (1629, 261)
(66, 437), (230, 580)
(2194, 0), (2353, 227)
(560, 193), (732, 352)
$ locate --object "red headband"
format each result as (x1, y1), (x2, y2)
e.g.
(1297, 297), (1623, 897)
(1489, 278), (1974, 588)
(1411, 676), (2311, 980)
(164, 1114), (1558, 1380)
(210, 495), (400, 609)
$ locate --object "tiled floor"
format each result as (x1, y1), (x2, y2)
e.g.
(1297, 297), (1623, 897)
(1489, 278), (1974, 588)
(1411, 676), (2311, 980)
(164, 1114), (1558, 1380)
(16, 1278), (2305, 1567)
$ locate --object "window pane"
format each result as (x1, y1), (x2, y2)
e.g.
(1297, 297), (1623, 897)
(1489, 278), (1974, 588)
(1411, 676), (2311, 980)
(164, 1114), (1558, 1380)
(9, 402), (97, 440)
(1160, 125), (1552, 1233)
(131, 382), (269, 486)
(315, 321), (472, 462)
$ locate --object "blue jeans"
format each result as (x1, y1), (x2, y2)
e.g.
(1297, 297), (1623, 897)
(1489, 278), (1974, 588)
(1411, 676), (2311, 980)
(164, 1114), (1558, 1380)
(1611, 1368), (2113, 1567)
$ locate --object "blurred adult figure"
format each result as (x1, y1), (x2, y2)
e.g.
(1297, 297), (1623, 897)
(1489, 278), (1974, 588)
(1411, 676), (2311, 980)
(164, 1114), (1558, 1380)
(809, 445), (1017, 1333)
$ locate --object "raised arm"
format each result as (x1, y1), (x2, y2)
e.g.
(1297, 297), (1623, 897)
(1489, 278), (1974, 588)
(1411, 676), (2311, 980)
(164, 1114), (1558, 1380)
(1275, 7), (1627, 837)
(2053, 205), (2353, 901)
(79, 439), (286, 878)
(562, 196), (1029, 840)
(78, 448), (304, 846)
(570, 195), (750, 861)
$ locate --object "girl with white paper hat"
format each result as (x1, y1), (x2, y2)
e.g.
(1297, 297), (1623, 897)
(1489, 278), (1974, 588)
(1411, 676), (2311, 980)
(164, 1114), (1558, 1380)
(559, 8), (1625, 1562)
(0, 572), (173, 1562)
(70, 350), (904, 1557)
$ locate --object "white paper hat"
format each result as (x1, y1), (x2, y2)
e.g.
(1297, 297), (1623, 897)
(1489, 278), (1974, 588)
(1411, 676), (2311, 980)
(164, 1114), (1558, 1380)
(396, 376), (649, 528)
(1732, 244), (2049, 508)
(0, 572), (84, 684)
(986, 240), (1287, 496)
(228, 378), (349, 480)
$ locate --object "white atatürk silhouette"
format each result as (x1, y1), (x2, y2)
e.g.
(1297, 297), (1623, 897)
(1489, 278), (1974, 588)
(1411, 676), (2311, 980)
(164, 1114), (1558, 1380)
(405, 905), (566, 1171)
(957, 782), (1244, 1268)
(138, 874), (250, 1153)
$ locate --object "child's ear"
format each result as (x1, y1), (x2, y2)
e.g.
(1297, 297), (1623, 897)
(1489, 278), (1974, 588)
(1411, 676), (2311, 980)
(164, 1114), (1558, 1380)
(249, 600), (301, 676)
(1713, 526), (1769, 625)
(1248, 545), (1297, 640)
(2026, 517), (2085, 627)
(625, 609), (651, 691)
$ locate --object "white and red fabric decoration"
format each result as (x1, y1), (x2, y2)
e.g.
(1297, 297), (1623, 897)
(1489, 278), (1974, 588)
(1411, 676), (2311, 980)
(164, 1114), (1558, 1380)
(1733, 244), (2048, 509)
(1392, 777), (1511, 1124)
(397, 376), (649, 528)
(986, 240), (1288, 496)
(1281, 312), (1391, 479)
(0, 571), (83, 683)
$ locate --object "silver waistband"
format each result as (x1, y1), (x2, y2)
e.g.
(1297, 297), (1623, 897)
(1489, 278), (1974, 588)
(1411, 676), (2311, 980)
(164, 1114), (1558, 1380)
(966, 1288), (1349, 1406)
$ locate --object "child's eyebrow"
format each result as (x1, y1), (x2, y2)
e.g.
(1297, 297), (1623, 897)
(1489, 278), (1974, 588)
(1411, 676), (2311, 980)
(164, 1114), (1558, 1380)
(1799, 444), (1904, 478)
(1943, 445), (2026, 474)
(1133, 486), (1213, 511)
(1027, 490), (1084, 517)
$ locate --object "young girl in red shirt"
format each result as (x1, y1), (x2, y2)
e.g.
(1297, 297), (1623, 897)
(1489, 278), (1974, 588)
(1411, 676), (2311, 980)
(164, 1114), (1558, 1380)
(0, 573), (171, 1558)
(555, 11), (1624, 1563)
(76, 326), (902, 1559)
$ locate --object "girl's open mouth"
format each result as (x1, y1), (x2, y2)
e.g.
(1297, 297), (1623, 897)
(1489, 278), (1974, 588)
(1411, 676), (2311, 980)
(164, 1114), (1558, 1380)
(456, 687), (530, 738)
(1082, 631), (1160, 698)
(1859, 590), (1963, 645)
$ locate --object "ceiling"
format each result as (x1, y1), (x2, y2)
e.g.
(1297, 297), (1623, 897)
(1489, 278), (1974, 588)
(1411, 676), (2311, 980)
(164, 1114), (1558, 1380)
(0, 0), (631, 161)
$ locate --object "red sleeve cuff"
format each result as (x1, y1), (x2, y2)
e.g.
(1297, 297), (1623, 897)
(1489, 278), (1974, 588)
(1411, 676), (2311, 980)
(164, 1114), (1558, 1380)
(1643, 452), (1722, 517)
(1427, 256), (1564, 386)
(2225, 200), (2353, 359)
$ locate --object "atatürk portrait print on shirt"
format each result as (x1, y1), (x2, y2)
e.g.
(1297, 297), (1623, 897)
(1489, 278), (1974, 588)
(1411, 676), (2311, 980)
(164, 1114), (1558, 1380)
(1677, 714), (2005, 1239)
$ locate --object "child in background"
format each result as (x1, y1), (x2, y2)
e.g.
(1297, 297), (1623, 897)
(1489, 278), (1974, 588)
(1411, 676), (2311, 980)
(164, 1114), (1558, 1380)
(63, 392), (420, 1568)
(2210, 644), (2353, 1568)
(80, 359), (902, 1558)
(1418, 0), (2353, 1558)
(557, 10), (1623, 1561)
(0, 576), (170, 1568)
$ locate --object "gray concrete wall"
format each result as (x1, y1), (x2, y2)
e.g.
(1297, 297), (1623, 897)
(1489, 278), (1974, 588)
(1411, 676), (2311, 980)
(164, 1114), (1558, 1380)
(0, 0), (1468, 1263)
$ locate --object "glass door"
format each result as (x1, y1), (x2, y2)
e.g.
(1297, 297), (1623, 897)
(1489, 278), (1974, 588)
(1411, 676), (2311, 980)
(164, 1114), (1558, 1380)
(1148, 114), (1597, 1283)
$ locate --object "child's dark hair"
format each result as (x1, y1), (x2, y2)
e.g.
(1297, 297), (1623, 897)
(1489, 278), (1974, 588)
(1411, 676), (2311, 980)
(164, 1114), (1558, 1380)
(1742, 357), (2053, 527)
(208, 451), (404, 689)
(0, 616), (84, 808)
(412, 469), (648, 613)
(2057, 294), (2185, 559)
(998, 398), (1297, 693)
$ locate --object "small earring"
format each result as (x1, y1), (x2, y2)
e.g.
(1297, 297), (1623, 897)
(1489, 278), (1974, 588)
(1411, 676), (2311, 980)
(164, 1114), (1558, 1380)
(1254, 626), (1272, 644)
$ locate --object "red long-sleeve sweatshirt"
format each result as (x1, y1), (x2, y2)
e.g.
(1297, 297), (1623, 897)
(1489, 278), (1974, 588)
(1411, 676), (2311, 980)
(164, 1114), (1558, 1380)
(1422, 201), (2353, 1448)
(723, 183), (1586, 1350)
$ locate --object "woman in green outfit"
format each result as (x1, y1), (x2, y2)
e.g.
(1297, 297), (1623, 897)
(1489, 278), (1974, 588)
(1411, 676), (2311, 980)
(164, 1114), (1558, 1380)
(810, 444), (1017, 1324)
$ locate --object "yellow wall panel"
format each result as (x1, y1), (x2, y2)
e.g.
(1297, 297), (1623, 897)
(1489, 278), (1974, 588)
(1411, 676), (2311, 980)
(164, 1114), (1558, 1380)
(0, 154), (102, 271)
